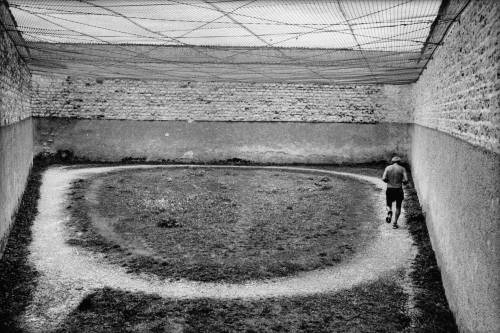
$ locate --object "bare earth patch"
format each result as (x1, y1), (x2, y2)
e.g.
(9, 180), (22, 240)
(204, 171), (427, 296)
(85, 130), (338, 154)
(67, 167), (378, 282)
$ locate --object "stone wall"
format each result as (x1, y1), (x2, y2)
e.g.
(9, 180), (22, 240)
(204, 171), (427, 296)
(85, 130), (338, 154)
(8, 1), (500, 331)
(0, 3), (31, 126)
(411, 1), (500, 332)
(0, 2), (33, 257)
(32, 75), (413, 123)
(413, 0), (499, 153)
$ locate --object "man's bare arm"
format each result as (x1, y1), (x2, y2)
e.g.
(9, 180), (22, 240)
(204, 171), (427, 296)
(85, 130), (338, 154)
(403, 169), (409, 185)
(382, 168), (388, 183)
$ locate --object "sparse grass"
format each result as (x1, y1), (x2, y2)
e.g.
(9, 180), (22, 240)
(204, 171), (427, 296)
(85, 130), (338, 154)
(67, 167), (379, 282)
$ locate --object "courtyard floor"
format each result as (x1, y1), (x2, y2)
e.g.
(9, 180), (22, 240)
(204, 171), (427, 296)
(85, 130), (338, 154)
(0, 163), (457, 332)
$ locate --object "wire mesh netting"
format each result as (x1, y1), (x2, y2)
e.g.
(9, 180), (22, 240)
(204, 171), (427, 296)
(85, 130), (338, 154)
(3, 0), (470, 83)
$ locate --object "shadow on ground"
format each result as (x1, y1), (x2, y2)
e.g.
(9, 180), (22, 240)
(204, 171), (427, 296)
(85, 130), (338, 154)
(0, 167), (42, 332)
(55, 277), (409, 333)
(403, 182), (458, 332)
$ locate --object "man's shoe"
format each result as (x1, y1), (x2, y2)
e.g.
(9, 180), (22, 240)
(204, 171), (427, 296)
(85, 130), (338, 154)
(386, 211), (392, 223)
(392, 224), (399, 229)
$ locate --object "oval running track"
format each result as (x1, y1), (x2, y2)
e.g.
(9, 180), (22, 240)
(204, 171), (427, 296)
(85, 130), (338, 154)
(21, 165), (415, 332)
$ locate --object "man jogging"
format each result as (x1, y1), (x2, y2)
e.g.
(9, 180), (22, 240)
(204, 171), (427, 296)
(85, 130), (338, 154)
(382, 156), (408, 229)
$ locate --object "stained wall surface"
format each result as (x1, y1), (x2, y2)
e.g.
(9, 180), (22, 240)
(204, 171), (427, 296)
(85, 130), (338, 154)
(35, 118), (410, 164)
(411, 1), (499, 332)
(0, 2), (32, 256)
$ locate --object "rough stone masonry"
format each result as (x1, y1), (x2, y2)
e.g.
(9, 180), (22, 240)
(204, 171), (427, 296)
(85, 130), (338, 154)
(32, 76), (413, 124)
(0, 2), (30, 126)
(413, 0), (499, 153)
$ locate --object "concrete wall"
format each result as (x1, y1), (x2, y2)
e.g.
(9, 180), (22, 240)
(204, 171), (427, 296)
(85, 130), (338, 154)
(411, 1), (499, 332)
(0, 2), (32, 257)
(410, 126), (499, 333)
(32, 75), (413, 123)
(35, 118), (410, 164)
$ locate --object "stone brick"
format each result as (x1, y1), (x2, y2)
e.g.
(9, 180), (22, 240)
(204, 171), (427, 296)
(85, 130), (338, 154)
(413, 0), (499, 153)
(32, 75), (413, 124)
(0, 3), (31, 126)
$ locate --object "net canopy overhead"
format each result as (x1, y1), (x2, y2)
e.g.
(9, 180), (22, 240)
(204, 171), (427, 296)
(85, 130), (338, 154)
(4, 0), (468, 84)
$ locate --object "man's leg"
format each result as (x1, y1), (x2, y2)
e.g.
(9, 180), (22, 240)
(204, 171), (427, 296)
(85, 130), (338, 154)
(393, 201), (402, 227)
(393, 190), (404, 228)
(386, 191), (393, 223)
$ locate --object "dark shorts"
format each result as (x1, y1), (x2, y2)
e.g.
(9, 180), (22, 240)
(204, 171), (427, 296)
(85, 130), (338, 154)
(386, 188), (404, 207)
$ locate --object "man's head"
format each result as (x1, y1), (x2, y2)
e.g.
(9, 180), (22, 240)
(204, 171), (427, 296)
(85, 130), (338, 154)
(391, 156), (402, 164)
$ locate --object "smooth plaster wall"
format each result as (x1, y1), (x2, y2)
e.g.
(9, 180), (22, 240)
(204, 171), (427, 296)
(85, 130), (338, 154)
(410, 125), (499, 333)
(35, 118), (410, 164)
(0, 118), (33, 255)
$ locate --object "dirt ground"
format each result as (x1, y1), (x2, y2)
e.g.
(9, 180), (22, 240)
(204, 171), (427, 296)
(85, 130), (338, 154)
(54, 277), (410, 333)
(67, 167), (378, 282)
(0, 161), (458, 332)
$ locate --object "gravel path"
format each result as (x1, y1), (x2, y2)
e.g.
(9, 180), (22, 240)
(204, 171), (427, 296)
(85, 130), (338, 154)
(21, 165), (415, 332)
